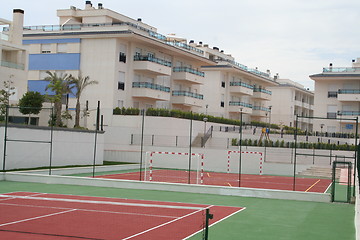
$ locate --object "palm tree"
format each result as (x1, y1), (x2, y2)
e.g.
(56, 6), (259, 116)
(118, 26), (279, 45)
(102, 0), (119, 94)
(70, 74), (98, 128)
(45, 71), (73, 127)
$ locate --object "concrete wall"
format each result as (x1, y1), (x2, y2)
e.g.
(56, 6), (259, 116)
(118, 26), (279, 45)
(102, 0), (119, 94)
(2, 172), (331, 203)
(0, 125), (104, 170)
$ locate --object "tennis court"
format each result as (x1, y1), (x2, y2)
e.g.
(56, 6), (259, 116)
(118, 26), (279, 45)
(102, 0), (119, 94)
(0, 192), (243, 240)
(96, 169), (332, 193)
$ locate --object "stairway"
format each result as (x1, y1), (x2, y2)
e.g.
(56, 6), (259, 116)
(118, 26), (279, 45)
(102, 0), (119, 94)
(297, 166), (339, 179)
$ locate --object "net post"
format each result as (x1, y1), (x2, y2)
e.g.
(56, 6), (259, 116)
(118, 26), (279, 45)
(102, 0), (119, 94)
(204, 208), (213, 240)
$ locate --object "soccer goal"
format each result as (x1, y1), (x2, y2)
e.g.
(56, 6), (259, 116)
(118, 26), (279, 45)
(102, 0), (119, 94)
(227, 150), (263, 175)
(144, 151), (204, 185)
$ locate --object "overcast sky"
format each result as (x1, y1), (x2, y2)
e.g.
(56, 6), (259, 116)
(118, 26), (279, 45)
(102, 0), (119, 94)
(1, 0), (360, 90)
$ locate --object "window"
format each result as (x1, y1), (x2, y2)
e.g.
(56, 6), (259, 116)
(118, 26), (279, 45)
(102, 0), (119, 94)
(118, 71), (125, 90)
(221, 81), (226, 88)
(328, 91), (338, 98)
(221, 94), (225, 107)
(117, 100), (124, 108)
(41, 44), (51, 53)
(119, 52), (126, 63)
(57, 43), (67, 53)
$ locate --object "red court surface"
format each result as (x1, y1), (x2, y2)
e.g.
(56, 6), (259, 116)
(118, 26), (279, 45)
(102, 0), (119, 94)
(0, 192), (243, 240)
(98, 170), (332, 193)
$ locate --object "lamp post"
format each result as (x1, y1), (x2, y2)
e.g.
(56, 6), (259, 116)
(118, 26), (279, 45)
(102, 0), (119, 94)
(320, 124), (325, 142)
(268, 105), (272, 131)
(238, 108), (243, 187)
(202, 117), (208, 148)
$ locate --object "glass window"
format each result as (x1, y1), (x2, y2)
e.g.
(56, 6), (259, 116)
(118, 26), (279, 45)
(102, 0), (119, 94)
(41, 44), (51, 53)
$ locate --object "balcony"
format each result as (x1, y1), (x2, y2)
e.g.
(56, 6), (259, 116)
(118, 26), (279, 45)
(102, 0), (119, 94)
(132, 82), (170, 101)
(228, 101), (252, 114)
(1, 60), (25, 70)
(253, 88), (271, 100)
(337, 89), (360, 102)
(229, 82), (253, 95)
(338, 111), (360, 116)
(252, 106), (270, 117)
(323, 67), (360, 73)
(133, 55), (172, 76)
(172, 67), (205, 84)
(171, 91), (203, 107)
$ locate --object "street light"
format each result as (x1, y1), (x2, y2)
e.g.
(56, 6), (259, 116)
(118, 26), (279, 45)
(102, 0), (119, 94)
(320, 124), (325, 142)
(202, 117), (208, 148)
(268, 105), (272, 130)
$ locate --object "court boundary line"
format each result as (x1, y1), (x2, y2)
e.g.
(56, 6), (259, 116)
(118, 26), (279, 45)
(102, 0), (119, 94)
(184, 207), (246, 239)
(0, 202), (180, 219)
(121, 205), (213, 240)
(0, 209), (76, 227)
(0, 194), (203, 211)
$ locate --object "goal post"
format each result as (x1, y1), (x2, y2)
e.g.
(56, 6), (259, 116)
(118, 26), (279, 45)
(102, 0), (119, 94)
(144, 151), (204, 184)
(227, 151), (263, 175)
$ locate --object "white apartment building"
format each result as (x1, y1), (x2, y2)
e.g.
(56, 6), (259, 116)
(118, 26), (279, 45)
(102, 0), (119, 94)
(0, 9), (27, 107)
(3, 2), (280, 128)
(198, 45), (277, 123)
(269, 79), (314, 131)
(310, 58), (360, 134)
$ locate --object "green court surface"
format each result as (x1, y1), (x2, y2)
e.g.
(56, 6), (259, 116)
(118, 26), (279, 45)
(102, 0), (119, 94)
(0, 181), (354, 240)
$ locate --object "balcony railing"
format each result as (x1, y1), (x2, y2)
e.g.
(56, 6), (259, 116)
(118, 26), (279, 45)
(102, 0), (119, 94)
(253, 88), (272, 95)
(134, 55), (172, 67)
(253, 106), (270, 112)
(132, 82), (170, 92)
(338, 111), (360, 116)
(172, 91), (203, 99)
(323, 67), (360, 73)
(229, 101), (252, 108)
(6, 21), (204, 55)
(230, 81), (254, 90)
(173, 67), (205, 77)
(1, 60), (25, 70)
(338, 89), (360, 94)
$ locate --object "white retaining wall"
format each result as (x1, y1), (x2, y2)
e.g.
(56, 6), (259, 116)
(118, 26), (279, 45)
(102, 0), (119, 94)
(2, 172), (331, 203)
(0, 125), (104, 170)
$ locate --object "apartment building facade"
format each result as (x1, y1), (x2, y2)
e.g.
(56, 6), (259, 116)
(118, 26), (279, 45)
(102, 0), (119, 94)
(268, 79), (314, 131)
(1, 2), (282, 129)
(310, 58), (360, 134)
(0, 9), (27, 107)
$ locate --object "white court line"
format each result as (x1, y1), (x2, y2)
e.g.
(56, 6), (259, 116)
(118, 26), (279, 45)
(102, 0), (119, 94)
(0, 194), (203, 211)
(0, 202), (178, 219)
(122, 206), (213, 240)
(0, 209), (76, 227)
(184, 207), (246, 240)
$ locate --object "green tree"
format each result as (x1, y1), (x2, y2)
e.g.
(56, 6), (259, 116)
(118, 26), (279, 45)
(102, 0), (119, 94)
(45, 71), (72, 127)
(70, 74), (98, 128)
(0, 80), (15, 119)
(18, 91), (45, 115)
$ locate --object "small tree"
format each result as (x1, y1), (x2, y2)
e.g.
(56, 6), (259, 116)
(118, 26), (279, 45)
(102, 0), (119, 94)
(0, 80), (15, 119)
(18, 91), (45, 115)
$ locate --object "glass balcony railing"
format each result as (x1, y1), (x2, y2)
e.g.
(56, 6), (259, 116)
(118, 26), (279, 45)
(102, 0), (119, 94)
(173, 67), (205, 77)
(132, 82), (170, 92)
(323, 67), (360, 73)
(253, 106), (270, 112)
(7, 20), (204, 55)
(253, 88), (272, 95)
(172, 90), (203, 99)
(229, 101), (252, 108)
(1, 60), (25, 70)
(229, 81), (254, 90)
(134, 55), (172, 67)
(338, 111), (360, 116)
(338, 89), (360, 94)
